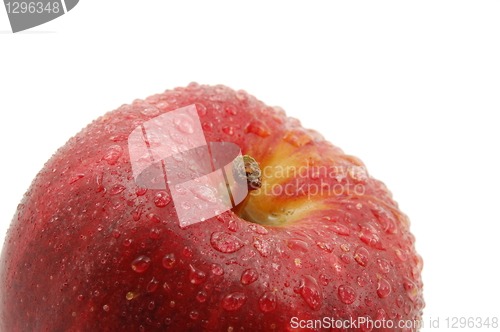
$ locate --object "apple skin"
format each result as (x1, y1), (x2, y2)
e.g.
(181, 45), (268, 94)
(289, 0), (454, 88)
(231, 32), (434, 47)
(0, 83), (424, 331)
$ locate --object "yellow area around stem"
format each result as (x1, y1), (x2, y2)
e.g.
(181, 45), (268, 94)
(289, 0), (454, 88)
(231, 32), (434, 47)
(235, 140), (342, 227)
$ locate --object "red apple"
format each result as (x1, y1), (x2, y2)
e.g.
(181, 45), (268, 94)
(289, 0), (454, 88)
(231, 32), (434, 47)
(0, 83), (424, 331)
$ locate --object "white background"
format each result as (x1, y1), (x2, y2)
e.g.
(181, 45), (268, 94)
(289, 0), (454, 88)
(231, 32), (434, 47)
(1, 1), (499, 331)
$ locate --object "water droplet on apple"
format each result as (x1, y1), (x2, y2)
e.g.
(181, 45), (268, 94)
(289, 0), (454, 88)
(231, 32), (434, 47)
(191, 186), (217, 203)
(298, 275), (322, 310)
(210, 232), (244, 253)
(94, 171), (104, 192)
(354, 247), (370, 266)
(286, 239), (309, 253)
(181, 201), (191, 210)
(109, 135), (128, 142)
(162, 253), (176, 269)
(147, 278), (159, 293)
(211, 263), (224, 276)
(175, 184), (187, 195)
(104, 124), (116, 133)
(174, 114), (194, 134)
(258, 292), (277, 313)
(240, 268), (259, 285)
(316, 242), (334, 253)
(394, 248), (407, 261)
(360, 231), (385, 250)
(140, 107), (160, 117)
(222, 126), (235, 136)
(136, 187), (148, 196)
(253, 237), (271, 257)
(195, 103), (207, 117)
(183, 246), (193, 257)
(190, 311), (199, 320)
(403, 277), (419, 302)
(389, 309), (398, 320)
(154, 191), (171, 207)
(376, 308), (387, 321)
(221, 292), (246, 311)
(130, 206), (142, 221)
(283, 128), (313, 147)
(109, 184), (126, 196)
(103, 145), (123, 165)
(227, 219), (238, 232)
(236, 90), (247, 101)
(126, 292), (134, 300)
(149, 228), (161, 240)
(131, 255), (151, 273)
(248, 223), (268, 235)
(245, 120), (271, 137)
(225, 105), (237, 115)
(112, 230), (121, 239)
(319, 274), (329, 286)
(163, 282), (172, 293)
(377, 278), (392, 298)
(148, 301), (155, 310)
(103, 304), (110, 312)
(171, 141), (184, 154)
(329, 224), (350, 236)
(202, 122), (213, 131)
(357, 275), (367, 287)
(348, 165), (369, 184)
(364, 296), (373, 307)
(360, 319), (374, 332)
(396, 295), (404, 308)
(338, 285), (356, 304)
(377, 258), (391, 273)
(340, 254), (350, 264)
(147, 213), (161, 223)
(404, 302), (412, 315)
(196, 291), (208, 303)
(68, 174), (85, 184)
(189, 265), (207, 284)
(77, 294), (84, 301)
(185, 82), (200, 90)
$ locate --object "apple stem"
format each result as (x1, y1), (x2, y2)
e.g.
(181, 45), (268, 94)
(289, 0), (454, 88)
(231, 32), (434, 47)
(231, 155), (261, 218)
(232, 155), (262, 191)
